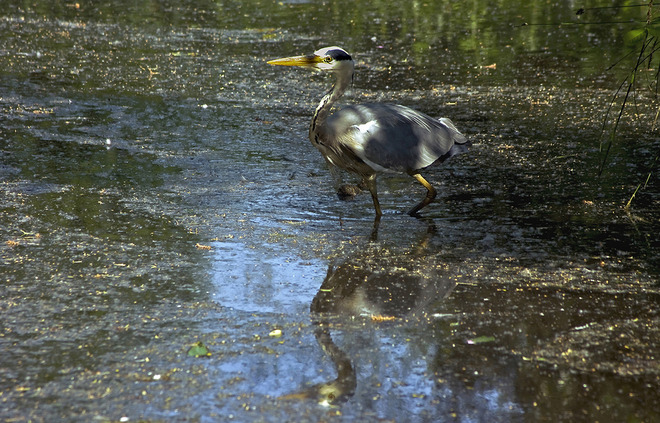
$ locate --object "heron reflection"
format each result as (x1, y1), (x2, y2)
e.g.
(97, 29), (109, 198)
(282, 244), (458, 406)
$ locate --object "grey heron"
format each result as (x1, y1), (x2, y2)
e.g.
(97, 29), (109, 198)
(268, 46), (469, 217)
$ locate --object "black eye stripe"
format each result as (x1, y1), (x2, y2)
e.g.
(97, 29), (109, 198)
(326, 49), (352, 61)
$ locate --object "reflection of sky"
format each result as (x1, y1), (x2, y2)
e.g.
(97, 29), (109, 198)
(206, 319), (524, 421)
(210, 240), (325, 315)
(207, 239), (524, 421)
(347, 331), (523, 421)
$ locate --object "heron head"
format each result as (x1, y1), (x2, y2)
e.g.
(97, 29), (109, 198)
(268, 46), (354, 73)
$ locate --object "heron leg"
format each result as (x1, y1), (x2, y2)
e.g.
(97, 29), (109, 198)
(363, 175), (382, 217)
(408, 173), (437, 216)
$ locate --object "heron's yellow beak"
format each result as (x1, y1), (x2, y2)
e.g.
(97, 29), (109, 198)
(267, 54), (322, 68)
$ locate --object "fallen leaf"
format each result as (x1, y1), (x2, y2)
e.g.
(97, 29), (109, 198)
(187, 341), (211, 357)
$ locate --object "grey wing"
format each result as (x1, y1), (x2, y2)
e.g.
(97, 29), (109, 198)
(328, 103), (468, 173)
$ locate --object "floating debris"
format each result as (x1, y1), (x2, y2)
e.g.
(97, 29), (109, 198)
(187, 341), (211, 358)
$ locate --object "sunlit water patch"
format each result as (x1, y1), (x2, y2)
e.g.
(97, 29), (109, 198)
(210, 240), (325, 315)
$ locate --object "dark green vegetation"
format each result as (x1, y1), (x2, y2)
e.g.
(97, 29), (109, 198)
(1, 1), (658, 422)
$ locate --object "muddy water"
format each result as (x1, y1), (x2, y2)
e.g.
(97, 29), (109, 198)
(1, 1), (658, 422)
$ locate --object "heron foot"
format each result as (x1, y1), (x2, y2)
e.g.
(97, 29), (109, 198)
(408, 173), (437, 216)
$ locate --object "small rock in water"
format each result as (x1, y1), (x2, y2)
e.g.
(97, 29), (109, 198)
(337, 184), (362, 200)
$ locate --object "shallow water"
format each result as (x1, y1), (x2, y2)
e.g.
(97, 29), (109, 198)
(1, 1), (659, 422)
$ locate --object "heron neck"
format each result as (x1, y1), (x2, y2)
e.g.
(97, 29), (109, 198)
(310, 68), (353, 137)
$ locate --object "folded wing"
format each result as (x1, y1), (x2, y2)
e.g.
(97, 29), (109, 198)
(327, 103), (468, 174)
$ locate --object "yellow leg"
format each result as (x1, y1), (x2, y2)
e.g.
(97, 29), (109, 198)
(408, 173), (437, 216)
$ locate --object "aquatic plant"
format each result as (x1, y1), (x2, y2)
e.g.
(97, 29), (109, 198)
(587, 2), (660, 208)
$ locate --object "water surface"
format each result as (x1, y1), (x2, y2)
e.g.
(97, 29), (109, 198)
(1, 1), (658, 422)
